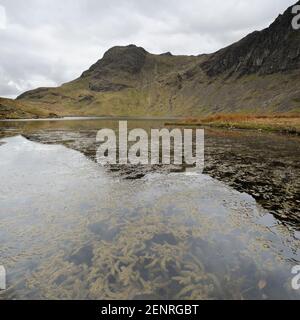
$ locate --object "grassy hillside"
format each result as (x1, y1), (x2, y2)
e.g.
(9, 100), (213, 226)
(14, 63), (300, 118)
(0, 97), (52, 119)
(2, 2), (300, 119)
(16, 50), (206, 117)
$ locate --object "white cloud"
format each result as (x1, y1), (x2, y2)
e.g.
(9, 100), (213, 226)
(0, 5), (6, 29)
(0, 0), (297, 98)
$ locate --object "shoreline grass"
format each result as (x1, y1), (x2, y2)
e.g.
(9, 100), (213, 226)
(165, 113), (300, 135)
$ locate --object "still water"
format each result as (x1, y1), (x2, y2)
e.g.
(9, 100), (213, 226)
(0, 118), (299, 299)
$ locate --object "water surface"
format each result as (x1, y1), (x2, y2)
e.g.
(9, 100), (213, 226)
(0, 119), (299, 299)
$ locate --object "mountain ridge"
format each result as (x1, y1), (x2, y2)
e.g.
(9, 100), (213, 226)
(2, 1), (300, 118)
(201, 2), (300, 77)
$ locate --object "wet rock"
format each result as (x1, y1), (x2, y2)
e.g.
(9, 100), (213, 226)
(148, 233), (178, 246)
(68, 245), (94, 267)
(88, 222), (120, 242)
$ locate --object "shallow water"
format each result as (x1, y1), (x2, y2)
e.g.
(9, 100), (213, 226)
(2, 118), (299, 222)
(0, 133), (299, 300)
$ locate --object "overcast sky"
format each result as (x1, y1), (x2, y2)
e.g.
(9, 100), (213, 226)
(0, 0), (296, 98)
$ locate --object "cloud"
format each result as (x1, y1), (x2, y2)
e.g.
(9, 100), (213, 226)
(0, 0), (297, 98)
(0, 5), (6, 29)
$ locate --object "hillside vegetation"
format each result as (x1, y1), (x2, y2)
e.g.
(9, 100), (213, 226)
(1, 1), (300, 119)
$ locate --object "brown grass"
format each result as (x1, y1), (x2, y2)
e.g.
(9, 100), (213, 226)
(166, 113), (300, 135)
(191, 113), (300, 123)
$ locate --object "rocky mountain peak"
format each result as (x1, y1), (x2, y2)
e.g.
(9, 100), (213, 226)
(201, 1), (300, 77)
(81, 45), (148, 78)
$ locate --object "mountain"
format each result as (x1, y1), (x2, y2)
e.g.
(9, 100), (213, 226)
(2, 1), (300, 118)
(201, 3), (300, 77)
(16, 46), (204, 117)
(0, 97), (51, 119)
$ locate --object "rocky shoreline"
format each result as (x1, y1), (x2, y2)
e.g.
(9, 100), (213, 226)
(15, 127), (298, 228)
(0, 121), (299, 227)
(203, 131), (300, 226)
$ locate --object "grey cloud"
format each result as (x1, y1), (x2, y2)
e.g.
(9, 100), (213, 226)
(0, 0), (297, 98)
(0, 5), (6, 29)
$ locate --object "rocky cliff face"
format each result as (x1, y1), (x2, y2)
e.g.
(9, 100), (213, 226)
(201, 1), (300, 77)
(11, 2), (300, 117)
(82, 45), (148, 78)
(81, 45), (148, 93)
